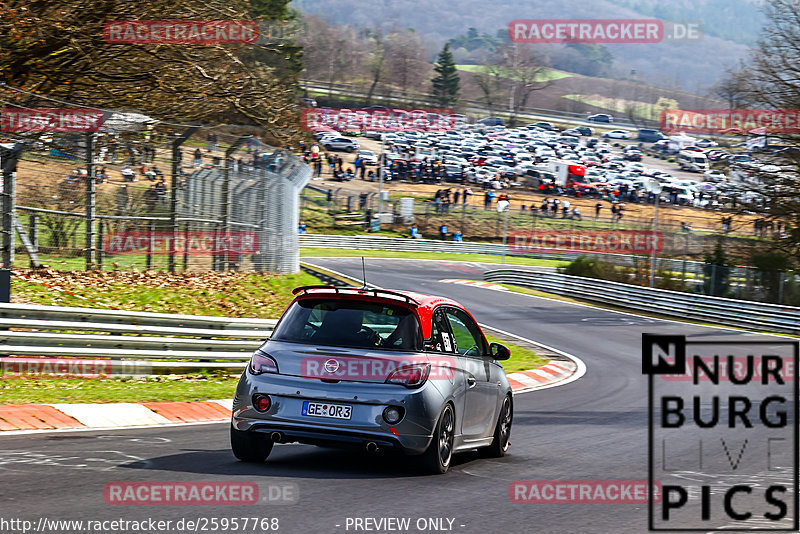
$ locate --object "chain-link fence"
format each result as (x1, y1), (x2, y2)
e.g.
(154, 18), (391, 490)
(2, 120), (310, 273)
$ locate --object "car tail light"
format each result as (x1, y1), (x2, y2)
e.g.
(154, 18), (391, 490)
(253, 394), (271, 412)
(385, 363), (430, 388)
(249, 351), (278, 375)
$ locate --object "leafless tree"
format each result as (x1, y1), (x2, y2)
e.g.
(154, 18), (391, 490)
(385, 30), (429, 97)
(361, 29), (387, 105)
(471, 64), (505, 117)
(496, 44), (553, 127)
(0, 0), (302, 142)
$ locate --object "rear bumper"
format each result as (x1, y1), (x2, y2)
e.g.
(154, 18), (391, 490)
(232, 372), (447, 455)
(243, 421), (408, 452)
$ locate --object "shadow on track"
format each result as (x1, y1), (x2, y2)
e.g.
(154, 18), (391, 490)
(119, 444), (494, 479)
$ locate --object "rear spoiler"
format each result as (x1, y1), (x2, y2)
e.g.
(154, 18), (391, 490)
(292, 285), (420, 306)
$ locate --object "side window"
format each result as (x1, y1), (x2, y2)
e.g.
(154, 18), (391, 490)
(444, 308), (486, 357)
(431, 308), (454, 353)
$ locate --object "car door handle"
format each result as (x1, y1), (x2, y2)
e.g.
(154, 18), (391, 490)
(467, 376), (477, 388)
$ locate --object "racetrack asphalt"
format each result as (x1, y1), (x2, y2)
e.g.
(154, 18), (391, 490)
(0, 257), (787, 533)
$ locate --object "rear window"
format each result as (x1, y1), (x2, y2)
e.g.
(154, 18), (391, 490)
(271, 298), (422, 351)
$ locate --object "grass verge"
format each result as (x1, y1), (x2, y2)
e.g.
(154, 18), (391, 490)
(4, 267), (550, 404)
(0, 374), (240, 405)
(301, 247), (569, 268)
(486, 334), (549, 374)
(12, 270), (319, 316)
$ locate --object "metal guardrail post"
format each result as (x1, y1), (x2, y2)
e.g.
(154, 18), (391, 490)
(1, 143), (24, 271)
(97, 220), (104, 270)
(28, 213), (38, 268)
(146, 220), (154, 270)
(217, 137), (247, 271)
(168, 126), (200, 272)
(0, 269), (9, 303)
(85, 133), (96, 270)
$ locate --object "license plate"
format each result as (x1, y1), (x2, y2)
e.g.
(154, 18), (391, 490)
(301, 401), (352, 420)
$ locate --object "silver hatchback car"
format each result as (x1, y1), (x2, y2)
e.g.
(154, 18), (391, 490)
(231, 286), (513, 474)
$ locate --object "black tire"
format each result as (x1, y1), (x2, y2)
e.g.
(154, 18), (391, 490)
(479, 395), (513, 458)
(230, 427), (273, 463)
(346, 147), (355, 153)
(419, 404), (455, 475)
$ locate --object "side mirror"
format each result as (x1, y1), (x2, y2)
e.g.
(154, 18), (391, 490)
(490, 342), (511, 361)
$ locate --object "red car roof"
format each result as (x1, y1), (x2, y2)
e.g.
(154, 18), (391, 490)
(291, 285), (477, 341)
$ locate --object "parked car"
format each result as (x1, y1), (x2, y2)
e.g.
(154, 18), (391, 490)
(322, 137), (359, 152)
(587, 114), (613, 123)
(561, 128), (582, 137)
(357, 150), (378, 165)
(637, 129), (665, 142)
(477, 117), (505, 126)
(528, 121), (555, 131)
(677, 150), (710, 172)
(703, 169), (727, 182)
(651, 139), (670, 152)
(575, 126), (594, 136)
(602, 130), (632, 139)
(696, 138), (719, 148)
(231, 286), (514, 474)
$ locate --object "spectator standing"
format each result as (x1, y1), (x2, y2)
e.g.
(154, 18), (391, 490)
(595, 202), (603, 220)
(194, 148), (202, 167)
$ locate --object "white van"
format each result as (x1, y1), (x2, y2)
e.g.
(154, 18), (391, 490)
(677, 151), (709, 172)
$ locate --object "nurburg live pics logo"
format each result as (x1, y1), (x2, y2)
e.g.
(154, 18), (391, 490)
(643, 334), (799, 531)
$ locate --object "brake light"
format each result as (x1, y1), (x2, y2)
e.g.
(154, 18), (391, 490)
(249, 351), (279, 375)
(385, 363), (430, 388)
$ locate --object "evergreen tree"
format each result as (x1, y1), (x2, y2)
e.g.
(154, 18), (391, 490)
(702, 239), (731, 297)
(431, 43), (460, 107)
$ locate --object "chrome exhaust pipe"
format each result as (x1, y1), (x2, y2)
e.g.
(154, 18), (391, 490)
(365, 442), (379, 454)
(270, 431), (284, 443)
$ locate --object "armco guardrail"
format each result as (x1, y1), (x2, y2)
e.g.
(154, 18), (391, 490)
(300, 79), (652, 129)
(0, 303), (275, 374)
(484, 269), (800, 334)
(300, 234), (706, 272)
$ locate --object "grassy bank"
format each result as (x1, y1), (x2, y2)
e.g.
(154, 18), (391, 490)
(5, 267), (548, 404)
(301, 247), (569, 267)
